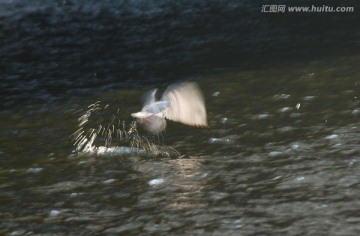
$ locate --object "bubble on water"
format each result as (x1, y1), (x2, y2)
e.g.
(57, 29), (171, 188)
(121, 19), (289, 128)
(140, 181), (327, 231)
(349, 159), (357, 167)
(103, 179), (116, 184)
(272, 176), (282, 180)
(10, 230), (26, 236)
(289, 113), (301, 118)
(253, 113), (272, 120)
(268, 151), (284, 158)
(319, 204), (328, 208)
(233, 219), (242, 228)
(220, 117), (228, 123)
(26, 167), (43, 173)
(338, 176), (359, 187)
(325, 134), (339, 140)
(295, 176), (305, 182)
(303, 96), (316, 101)
(209, 138), (234, 145)
(200, 173), (208, 179)
(332, 143), (343, 148)
(209, 191), (229, 201)
(273, 94), (290, 100)
(351, 109), (360, 116)
(49, 209), (60, 217)
(279, 107), (292, 113)
(148, 178), (165, 186)
(212, 91), (220, 97)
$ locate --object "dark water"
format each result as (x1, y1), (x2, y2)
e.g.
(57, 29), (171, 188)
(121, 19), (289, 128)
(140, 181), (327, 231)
(1, 1), (360, 235)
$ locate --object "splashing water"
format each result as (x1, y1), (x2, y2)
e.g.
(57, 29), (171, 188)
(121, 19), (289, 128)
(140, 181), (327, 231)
(70, 101), (179, 157)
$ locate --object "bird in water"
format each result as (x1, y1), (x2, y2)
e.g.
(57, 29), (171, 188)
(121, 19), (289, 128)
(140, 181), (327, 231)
(131, 82), (207, 134)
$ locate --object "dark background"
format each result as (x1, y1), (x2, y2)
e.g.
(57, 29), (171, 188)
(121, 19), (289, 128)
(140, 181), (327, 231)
(1, 0), (359, 107)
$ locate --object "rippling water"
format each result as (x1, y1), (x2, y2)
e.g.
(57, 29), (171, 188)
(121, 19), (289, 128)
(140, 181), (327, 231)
(1, 1), (360, 235)
(2, 54), (360, 235)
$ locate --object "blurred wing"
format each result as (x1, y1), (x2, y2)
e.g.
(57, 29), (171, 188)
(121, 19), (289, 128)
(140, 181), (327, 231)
(144, 100), (170, 115)
(142, 88), (158, 107)
(161, 82), (207, 127)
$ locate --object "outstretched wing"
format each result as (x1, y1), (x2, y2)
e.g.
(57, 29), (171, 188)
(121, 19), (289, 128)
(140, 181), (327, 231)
(161, 82), (207, 127)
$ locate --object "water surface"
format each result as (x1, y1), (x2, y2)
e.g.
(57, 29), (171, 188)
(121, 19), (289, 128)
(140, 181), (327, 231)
(1, 54), (360, 235)
(1, 1), (360, 235)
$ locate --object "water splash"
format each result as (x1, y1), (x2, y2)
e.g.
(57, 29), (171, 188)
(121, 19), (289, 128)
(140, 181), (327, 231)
(70, 101), (179, 157)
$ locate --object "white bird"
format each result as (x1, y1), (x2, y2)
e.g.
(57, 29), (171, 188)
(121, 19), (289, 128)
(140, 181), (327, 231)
(131, 82), (207, 134)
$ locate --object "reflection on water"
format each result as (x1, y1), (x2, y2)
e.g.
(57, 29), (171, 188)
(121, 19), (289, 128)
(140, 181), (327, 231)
(1, 54), (360, 234)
